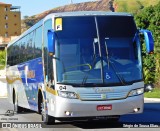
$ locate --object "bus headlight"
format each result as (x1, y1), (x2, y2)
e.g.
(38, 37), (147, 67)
(128, 88), (144, 97)
(57, 91), (78, 99)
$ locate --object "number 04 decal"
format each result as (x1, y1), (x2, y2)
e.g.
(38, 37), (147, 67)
(59, 86), (67, 90)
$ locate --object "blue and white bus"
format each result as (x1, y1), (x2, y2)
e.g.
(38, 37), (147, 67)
(6, 11), (154, 124)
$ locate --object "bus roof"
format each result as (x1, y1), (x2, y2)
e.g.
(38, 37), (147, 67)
(8, 11), (133, 47)
(52, 11), (133, 17)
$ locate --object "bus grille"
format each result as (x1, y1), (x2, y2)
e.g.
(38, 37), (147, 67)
(78, 91), (128, 101)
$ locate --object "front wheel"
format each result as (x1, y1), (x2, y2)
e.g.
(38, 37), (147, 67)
(13, 90), (24, 113)
(41, 98), (55, 125)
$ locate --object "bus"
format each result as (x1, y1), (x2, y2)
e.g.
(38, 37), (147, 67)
(6, 11), (154, 124)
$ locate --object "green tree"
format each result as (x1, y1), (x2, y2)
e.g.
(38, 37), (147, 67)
(0, 50), (6, 70)
(134, 2), (160, 86)
(24, 18), (36, 29)
(23, 15), (29, 19)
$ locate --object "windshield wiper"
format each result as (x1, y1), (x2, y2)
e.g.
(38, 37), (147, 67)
(109, 60), (126, 86)
(104, 38), (126, 86)
(105, 38), (110, 69)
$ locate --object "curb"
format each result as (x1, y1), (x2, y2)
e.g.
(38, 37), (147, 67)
(144, 98), (160, 102)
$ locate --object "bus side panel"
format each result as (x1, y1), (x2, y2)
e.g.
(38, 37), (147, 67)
(6, 65), (30, 109)
(16, 57), (44, 111)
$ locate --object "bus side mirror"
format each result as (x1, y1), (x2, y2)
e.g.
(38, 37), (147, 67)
(47, 29), (55, 55)
(140, 29), (154, 54)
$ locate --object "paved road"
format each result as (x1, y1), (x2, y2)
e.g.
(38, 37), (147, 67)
(0, 98), (160, 130)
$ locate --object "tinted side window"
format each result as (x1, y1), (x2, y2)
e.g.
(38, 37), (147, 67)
(7, 26), (42, 65)
(12, 45), (16, 65)
(14, 42), (19, 65)
(35, 26), (42, 58)
(27, 32), (34, 60)
(43, 20), (53, 84)
(7, 46), (11, 66)
(21, 37), (27, 63)
(19, 39), (23, 63)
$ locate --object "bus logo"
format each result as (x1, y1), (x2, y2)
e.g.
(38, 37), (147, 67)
(95, 88), (114, 93)
(101, 94), (107, 99)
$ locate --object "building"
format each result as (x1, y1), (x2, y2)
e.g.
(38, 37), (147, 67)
(0, 2), (21, 49)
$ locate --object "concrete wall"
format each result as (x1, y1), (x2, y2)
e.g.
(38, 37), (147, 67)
(0, 69), (7, 98)
(0, 81), (7, 98)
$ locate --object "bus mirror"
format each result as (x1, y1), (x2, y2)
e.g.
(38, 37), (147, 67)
(140, 29), (154, 54)
(47, 29), (55, 55)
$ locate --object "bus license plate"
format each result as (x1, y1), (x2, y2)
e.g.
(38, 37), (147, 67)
(97, 105), (112, 111)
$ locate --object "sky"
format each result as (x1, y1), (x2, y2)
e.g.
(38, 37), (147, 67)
(1, 0), (96, 18)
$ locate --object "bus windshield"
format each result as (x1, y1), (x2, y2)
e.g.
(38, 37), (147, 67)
(55, 16), (142, 86)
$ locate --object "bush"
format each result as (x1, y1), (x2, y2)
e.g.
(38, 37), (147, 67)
(134, 2), (160, 86)
(0, 50), (6, 70)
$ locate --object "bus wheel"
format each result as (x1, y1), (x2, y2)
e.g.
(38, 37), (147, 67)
(13, 90), (24, 113)
(41, 98), (55, 125)
(16, 106), (24, 113)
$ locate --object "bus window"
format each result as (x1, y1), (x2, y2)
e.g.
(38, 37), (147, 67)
(19, 39), (23, 63)
(27, 32), (34, 60)
(21, 37), (26, 63)
(7, 47), (11, 66)
(35, 26), (42, 58)
(44, 20), (54, 85)
(14, 42), (19, 64)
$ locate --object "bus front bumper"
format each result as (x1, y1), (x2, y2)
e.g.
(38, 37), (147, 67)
(50, 95), (144, 118)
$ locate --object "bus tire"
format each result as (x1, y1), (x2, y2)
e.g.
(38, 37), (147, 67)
(17, 106), (24, 113)
(13, 89), (24, 113)
(39, 93), (55, 125)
